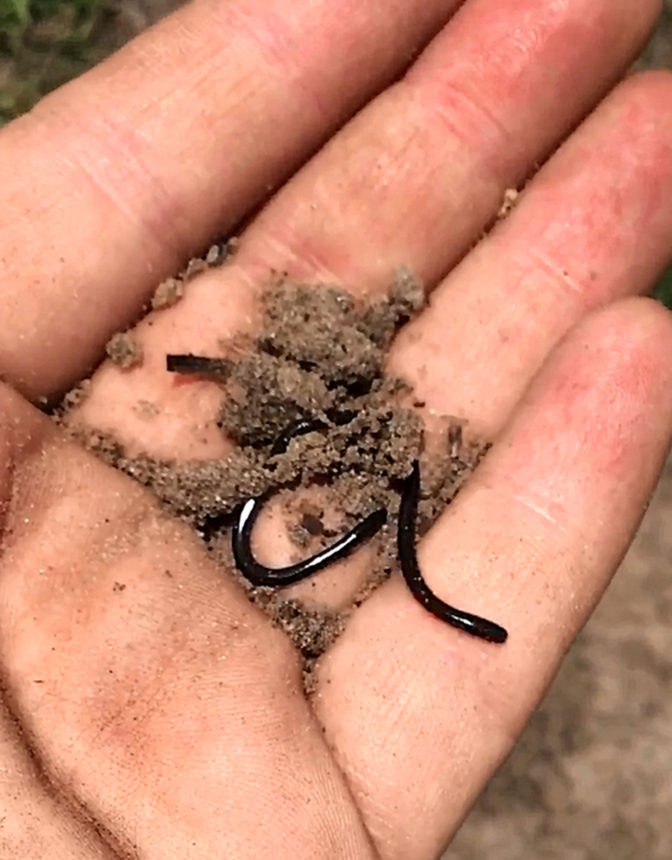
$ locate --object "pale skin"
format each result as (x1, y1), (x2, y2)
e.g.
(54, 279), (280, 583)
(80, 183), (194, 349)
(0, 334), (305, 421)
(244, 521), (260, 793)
(2, 0), (672, 857)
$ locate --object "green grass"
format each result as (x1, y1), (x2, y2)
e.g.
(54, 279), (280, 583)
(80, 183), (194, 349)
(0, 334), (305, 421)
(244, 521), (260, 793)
(0, 0), (111, 123)
(654, 264), (672, 310)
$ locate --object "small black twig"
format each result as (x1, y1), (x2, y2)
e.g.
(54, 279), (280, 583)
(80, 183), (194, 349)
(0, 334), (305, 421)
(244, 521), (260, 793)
(166, 354), (231, 375)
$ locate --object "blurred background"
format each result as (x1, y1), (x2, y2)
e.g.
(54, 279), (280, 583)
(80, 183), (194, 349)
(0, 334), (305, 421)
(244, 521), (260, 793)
(1, 2), (672, 857)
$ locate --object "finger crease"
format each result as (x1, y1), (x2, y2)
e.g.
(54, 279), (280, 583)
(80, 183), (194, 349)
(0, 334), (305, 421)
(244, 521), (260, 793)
(0, 673), (131, 860)
(407, 76), (511, 175)
(34, 103), (189, 260)
(509, 489), (567, 530)
(246, 228), (346, 284)
(220, 0), (335, 127)
(523, 243), (589, 304)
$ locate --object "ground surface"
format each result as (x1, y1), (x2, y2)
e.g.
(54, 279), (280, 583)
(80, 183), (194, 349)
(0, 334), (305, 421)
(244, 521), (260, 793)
(2, 2), (672, 858)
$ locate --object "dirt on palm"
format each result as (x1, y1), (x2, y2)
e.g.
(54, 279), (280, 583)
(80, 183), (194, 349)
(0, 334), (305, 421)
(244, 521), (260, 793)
(69, 270), (487, 679)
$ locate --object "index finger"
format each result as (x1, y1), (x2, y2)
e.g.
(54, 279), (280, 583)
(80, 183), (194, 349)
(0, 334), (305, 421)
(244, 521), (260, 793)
(0, 0), (460, 398)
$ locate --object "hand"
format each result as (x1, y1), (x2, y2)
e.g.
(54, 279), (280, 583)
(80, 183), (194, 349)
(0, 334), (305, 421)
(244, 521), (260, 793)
(1, 0), (672, 857)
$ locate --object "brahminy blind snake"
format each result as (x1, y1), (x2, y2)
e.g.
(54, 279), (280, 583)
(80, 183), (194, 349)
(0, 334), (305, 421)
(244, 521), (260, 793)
(233, 500), (387, 587)
(398, 460), (508, 644)
(167, 355), (507, 642)
(232, 417), (388, 587)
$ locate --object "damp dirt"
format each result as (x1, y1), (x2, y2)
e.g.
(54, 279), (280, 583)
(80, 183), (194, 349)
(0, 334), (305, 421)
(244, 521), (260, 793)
(67, 269), (487, 678)
(150, 237), (237, 310)
(105, 331), (144, 369)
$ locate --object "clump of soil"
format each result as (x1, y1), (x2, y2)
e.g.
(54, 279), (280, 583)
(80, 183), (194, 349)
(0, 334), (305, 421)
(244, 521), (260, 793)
(105, 331), (143, 369)
(151, 277), (185, 311)
(80, 271), (487, 671)
(58, 378), (91, 412)
(253, 592), (347, 692)
(497, 187), (520, 220)
(151, 238), (238, 310)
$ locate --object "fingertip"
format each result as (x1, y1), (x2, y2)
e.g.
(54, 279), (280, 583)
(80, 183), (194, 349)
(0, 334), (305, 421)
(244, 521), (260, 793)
(622, 67), (672, 99)
(569, 296), (672, 394)
(607, 68), (672, 137)
(469, 296), (672, 573)
(604, 292), (672, 333)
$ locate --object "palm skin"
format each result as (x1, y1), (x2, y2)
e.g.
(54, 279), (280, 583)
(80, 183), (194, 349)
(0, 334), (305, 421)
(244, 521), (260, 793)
(1, 0), (672, 858)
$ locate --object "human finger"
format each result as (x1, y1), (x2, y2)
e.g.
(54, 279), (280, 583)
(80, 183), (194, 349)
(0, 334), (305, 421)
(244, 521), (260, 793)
(0, 0), (461, 398)
(314, 298), (672, 859)
(388, 71), (672, 440)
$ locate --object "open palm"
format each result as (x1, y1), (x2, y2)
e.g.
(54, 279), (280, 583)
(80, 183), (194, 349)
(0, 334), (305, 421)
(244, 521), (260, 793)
(2, 0), (672, 857)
